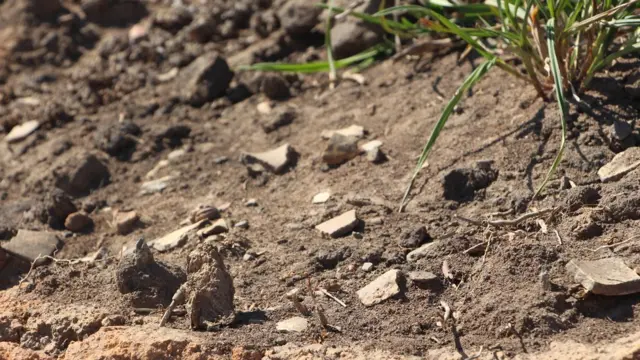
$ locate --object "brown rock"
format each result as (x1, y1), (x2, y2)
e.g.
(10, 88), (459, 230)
(64, 212), (93, 232)
(261, 74), (290, 100)
(176, 53), (234, 106)
(189, 205), (220, 224)
(114, 210), (139, 235)
(323, 134), (359, 166)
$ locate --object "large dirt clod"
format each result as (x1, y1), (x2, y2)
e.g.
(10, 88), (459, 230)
(116, 239), (186, 308)
(185, 243), (235, 330)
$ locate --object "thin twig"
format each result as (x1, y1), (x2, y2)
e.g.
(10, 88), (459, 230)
(335, 0), (364, 20)
(307, 279), (329, 329)
(457, 209), (555, 228)
(319, 288), (347, 308)
(590, 236), (640, 252)
(553, 229), (563, 245)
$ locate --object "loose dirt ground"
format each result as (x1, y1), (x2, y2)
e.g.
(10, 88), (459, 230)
(2, 0), (640, 359)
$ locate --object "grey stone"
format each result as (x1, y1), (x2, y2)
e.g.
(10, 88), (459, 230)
(357, 269), (405, 306)
(406, 242), (438, 263)
(315, 210), (359, 238)
(598, 147), (640, 182)
(566, 258), (640, 295)
(140, 176), (174, 195)
(177, 53), (233, 106)
(312, 192), (331, 204)
(276, 316), (308, 333)
(1, 230), (62, 263)
(331, 21), (381, 59)
(278, 0), (322, 36)
(197, 219), (230, 237)
(399, 226), (431, 249)
(234, 220), (249, 229)
(408, 271), (439, 288)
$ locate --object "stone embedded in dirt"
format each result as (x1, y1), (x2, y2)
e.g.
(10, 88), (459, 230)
(1, 230), (61, 263)
(139, 175), (174, 195)
(184, 242), (235, 329)
(257, 101), (273, 114)
(114, 210), (139, 235)
(312, 192), (331, 204)
(157, 67), (179, 83)
(361, 140), (383, 153)
(189, 205), (220, 224)
(597, 147), (640, 182)
(323, 134), (360, 166)
(408, 271), (439, 289)
(5, 120), (39, 143)
(366, 147), (386, 164)
(262, 107), (296, 133)
(398, 226), (431, 249)
(82, 0), (149, 26)
(316, 246), (352, 270)
(245, 199), (258, 207)
(277, 0), (322, 37)
(64, 212), (93, 232)
(153, 6), (193, 33)
(331, 21), (382, 59)
(566, 258), (640, 296)
(176, 53), (234, 106)
(234, 220), (249, 229)
(361, 140), (386, 163)
(43, 189), (77, 229)
(241, 144), (297, 174)
(321, 125), (365, 140)
(198, 219), (230, 237)
(276, 316), (308, 333)
(55, 154), (111, 197)
(406, 242), (438, 263)
(149, 221), (206, 252)
(442, 162), (498, 202)
(362, 262), (374, 272)
(116, 239), (186, 307)
(357, 269), (405, 306)
(564, 186), (600, 212)
(261, 74), (291, 100)
(94, 121), (141, 160)
(315, 210), (359, 238)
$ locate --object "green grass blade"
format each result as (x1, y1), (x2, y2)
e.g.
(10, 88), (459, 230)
(534, 19), (568, 199)
(568, 0), (640, 33)
(237, 46), (387, 73)
(326, 0), (337, 85)
(399, 59), (496, 212)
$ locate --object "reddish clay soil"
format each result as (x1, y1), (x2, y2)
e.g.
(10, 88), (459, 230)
(2, 0), (640, 359)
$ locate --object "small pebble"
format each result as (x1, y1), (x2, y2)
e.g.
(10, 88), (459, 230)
(245, 199), (258, 207)
(243, 253), (255, 261)
(234, 220), (249, 229)
(362, 262), (374, 272)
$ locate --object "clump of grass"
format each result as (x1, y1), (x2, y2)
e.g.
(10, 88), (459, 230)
(373, 0), (640, 210)
(238, 1), (640, 210)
